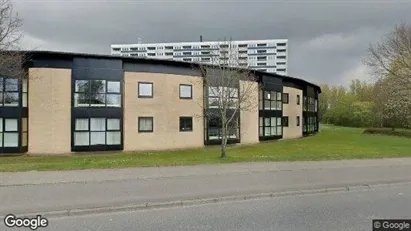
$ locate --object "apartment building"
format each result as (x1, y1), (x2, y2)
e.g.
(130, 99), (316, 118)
(0, 51), (319, 156)
(111, 39), (288, 75)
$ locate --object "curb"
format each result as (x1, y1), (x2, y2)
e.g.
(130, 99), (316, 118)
(6, 181), (411, 219)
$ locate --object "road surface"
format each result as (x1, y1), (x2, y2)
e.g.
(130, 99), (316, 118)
(3, 184), (410, 231)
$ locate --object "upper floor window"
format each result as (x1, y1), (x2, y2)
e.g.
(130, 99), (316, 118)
(261, 90), (282, 111)
(257, 43), (267, 47)
(165, 46), (173, 49)
(138, 82), (153, 98)
(297, 95), (300, 105)
(257, 56), (267, 61)
(179, 84), (192, 99)
(257, 50), (267, 54)
(208, 86), (238, 109)
(112, 47), (120, 51)
(277, 43), (287, 46)
(238, 44), (247, 48)
(201, 45), (210, 48)
(74, 80), (121, 107)
(183, 45), (192, 49)
(282, 93), (289, 104)
(277, 56), (286, 59)
(0, 78), (19, 107)
(147, 47), (156, 50)
(303, 96), (316, 112)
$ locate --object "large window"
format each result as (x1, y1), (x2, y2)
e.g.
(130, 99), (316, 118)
(303, 96), (307, 111)
(207, 117), (239, 140)
(297, 95), (300, 105)
(74, 118), (121, 146)
(0, 78), (19, 107)
(179, 84), (192, 99)
(180, 117), (193, 132)
(138, 82), (153, 98)
(260, 90), (282, 111)
(208, 87), (238, 109)
(138, 117), (153, 132)
(304, 117), (317, 133)
(259, 117), (282, 137)
(74, 80), (121, 107)
(0, 118), (19, 147)
(304, 96), (315, 112)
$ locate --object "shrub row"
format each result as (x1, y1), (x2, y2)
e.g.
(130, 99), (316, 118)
(363, 128), (411, 138)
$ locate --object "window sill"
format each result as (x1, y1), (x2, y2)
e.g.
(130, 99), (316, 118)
(138, 96), (153, 98)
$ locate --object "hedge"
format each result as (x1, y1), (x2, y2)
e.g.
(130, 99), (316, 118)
(363, 128), (411, 138)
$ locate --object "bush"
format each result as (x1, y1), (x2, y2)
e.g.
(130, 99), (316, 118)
(363, 128), (411, 138)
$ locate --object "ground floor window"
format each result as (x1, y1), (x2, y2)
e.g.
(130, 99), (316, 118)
(179, 117), (193, 132)
(259, 117), (282, 137)
(207, 117), (239, 140)
(304, 117), (317, 133)
(74, 117), (121, 146)
(0, 118), (19, 147)
(138, 117), (153, 132)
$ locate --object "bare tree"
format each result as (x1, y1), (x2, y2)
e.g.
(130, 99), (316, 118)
(363, 23), (411, 79)
(193, 40), (259, 158)
(363, 23), (411, 129)
(0, 0), (28, 80)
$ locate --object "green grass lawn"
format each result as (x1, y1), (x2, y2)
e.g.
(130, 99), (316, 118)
(1, 125), (411, 172)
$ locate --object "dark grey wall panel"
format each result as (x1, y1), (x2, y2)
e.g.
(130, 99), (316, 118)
(124, 63), (201, 77)
(72, 68), (123, 80)
(262, 75), (282, 91)
(73, 58), (122, 69)
(31, 59), (73, 69)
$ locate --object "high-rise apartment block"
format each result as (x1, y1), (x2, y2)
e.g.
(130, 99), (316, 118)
(111, 39), (288, 75)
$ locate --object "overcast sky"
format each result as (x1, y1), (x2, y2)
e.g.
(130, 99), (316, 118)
(12, 0), (411, 86)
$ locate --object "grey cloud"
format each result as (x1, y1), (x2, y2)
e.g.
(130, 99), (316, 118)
(12, 0), (411, 86)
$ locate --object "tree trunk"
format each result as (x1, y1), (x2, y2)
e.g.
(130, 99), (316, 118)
(220, 128), (227, 158)
(220, 142), (227, 159)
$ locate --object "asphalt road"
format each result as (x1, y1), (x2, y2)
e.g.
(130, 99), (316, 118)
(1, 165), (411, 216)
(5, 184), (409, 231)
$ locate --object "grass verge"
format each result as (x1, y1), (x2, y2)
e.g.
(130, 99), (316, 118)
(1, 125), (411, 172)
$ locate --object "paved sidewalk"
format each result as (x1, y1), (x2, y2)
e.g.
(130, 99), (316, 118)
(1, 157), (411, 186)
